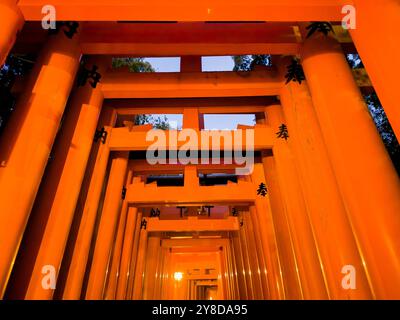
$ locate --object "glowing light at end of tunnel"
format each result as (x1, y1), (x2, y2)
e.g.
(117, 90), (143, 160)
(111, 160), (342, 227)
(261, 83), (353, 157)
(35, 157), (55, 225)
(174, 272), (183, 281)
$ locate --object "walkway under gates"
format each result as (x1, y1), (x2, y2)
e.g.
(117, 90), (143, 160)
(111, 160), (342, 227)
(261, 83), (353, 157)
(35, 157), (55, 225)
(0, 0), (400, 300)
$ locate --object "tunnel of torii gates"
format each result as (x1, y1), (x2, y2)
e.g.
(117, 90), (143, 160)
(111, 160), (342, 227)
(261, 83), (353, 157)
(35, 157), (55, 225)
(0, 0), (400, 301)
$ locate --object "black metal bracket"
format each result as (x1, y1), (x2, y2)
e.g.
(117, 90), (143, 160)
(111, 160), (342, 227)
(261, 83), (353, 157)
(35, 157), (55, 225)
(140, 218), (147, 230)
(48, 21), (79, 39)
(232, 207), (239, 217)
(77, 64), (102, 89)
(121, 186), (127, 200)
(94, 127), (107, 144)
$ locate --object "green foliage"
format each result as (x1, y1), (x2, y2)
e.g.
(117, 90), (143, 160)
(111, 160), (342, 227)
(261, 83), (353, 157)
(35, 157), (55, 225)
(232, 55), (271, 72)
(346, 53), (364, 69)
(365, 93), (400, 172)
(112, 57), (155, 72)
(134, 114), (170, 130)
(113, 58), (170, 129)
(346, 54), (399, 173)
(0, 54), (34, 133)
(0, 54), (34, 88)
(232, 53), (399, 173)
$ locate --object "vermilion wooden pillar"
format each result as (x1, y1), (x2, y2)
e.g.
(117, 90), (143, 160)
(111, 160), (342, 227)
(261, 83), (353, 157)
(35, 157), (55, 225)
(0, 28), (81, 298)
(143, 235), (161, 300)
(237, 211), (255, 299)
(183, 107), (200, 130)
(159, 245), (171, 300)
(301, 34), (400, 299)
(132, 224), (148, 300)
(243, 209), (265, 299)
(241, 175), (269, 298)
(251, 163), (288, 300)
(263, 106), (329, 299)
(231, 231), (249, 299)
(104, 170), (133, 299)
(0, 0), (24, 66)
(180, 56), (202, 73)
(278, 56), (373, 299)
(350, 0), (400, 139)
(259, 151), (303, 299)
(85, 151), (129, 299)
(126, 212), (143, 299)
(115, 206), (139, 299)
(247, 206), (269, 298)
(152, 244), (165, 300)
(62, 108), (117, 299)
(218, 247), (229, 299)
(19, 57), (106, 300)
(227, 237), (240, 299)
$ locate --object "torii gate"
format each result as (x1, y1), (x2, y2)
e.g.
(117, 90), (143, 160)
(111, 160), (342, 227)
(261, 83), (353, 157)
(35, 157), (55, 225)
(0, 0), (399, 301)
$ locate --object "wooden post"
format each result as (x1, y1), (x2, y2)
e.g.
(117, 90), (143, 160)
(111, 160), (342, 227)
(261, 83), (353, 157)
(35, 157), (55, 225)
(278, 56), (373, 299)
(62, 108), (117, 299)
(263, 106), (329, 299)
(104, 170), (133, 299)
(301, 34), (400, 298)
(350, 0), (400, 139)
(0, 29), (81, 298)
(85, 152), (129, 299)
(115, 206), (139, 299)
(0, 0), (24, 66)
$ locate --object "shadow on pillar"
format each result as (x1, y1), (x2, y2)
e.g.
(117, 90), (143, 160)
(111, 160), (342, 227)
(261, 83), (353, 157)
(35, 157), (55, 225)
(4, 94), (84, 299)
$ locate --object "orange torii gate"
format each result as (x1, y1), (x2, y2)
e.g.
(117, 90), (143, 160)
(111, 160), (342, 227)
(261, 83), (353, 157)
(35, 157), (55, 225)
(0, 0), (399, 301)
